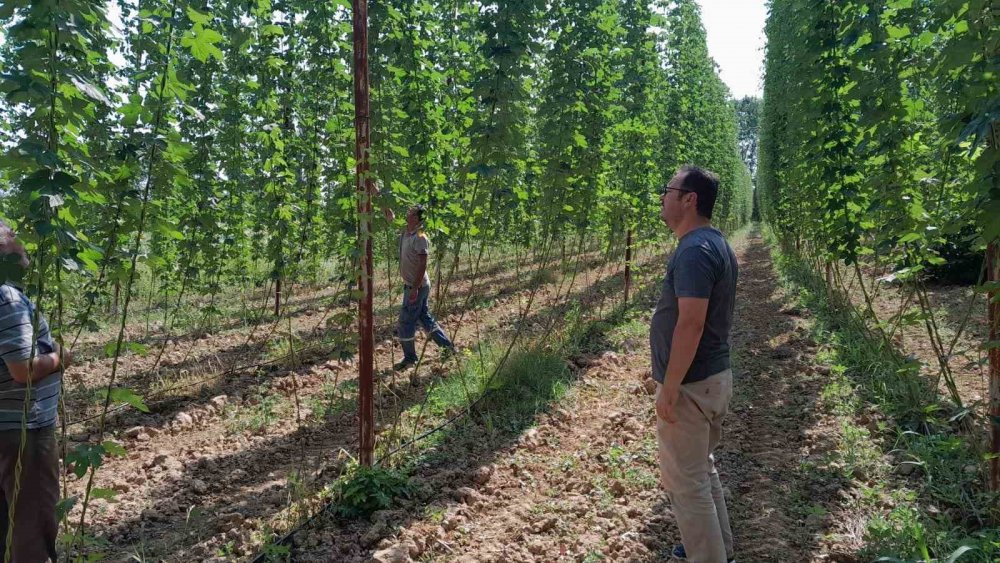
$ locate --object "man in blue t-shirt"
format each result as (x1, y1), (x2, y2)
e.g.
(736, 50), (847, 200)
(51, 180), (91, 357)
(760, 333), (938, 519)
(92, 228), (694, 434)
(650, 166), (739, 563)
(0, 221), (71, 561)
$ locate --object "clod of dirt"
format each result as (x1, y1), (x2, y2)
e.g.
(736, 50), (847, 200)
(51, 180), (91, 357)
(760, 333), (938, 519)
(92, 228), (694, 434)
(895, 461), (922, 476)
(400, 536), (423, 558)
(174, 411), (194, 428)
(145, 451), (170, 469)
(362, 521), (390, 546)
(770, 345), (798, 360)
(533, 516), (558, 533)
(216, 512), (245, 531)
(372, 543), (414, 563)
(643, 378), (658, 395)
(142, 507), (166, 521)
(191, 479), (209, 494)
(520, 428), (542, 449)
(600, 351), (623, 367)
(442, 513), (465, 531)
(471, 465), (493, 485)
(209, 395), (228, 411)
(609, 480), (627, 497)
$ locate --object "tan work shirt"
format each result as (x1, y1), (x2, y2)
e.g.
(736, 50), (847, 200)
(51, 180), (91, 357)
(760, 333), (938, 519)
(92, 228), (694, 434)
(399, 230), (432, 288)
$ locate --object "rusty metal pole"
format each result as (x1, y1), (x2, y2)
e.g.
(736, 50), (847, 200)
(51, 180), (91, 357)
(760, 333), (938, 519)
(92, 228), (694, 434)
(623, 228), (632, 307)
(988, 240), (999, 492)
(352, 0), (375, 467)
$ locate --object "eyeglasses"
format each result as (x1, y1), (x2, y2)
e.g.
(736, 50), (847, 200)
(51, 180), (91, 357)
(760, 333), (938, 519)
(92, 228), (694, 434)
(660, 187), (693, 196)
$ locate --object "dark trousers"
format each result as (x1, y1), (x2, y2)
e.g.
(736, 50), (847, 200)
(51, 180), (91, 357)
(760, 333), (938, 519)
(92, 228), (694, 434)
(0, 426), (59, 563)
(398, 284), (453, 361)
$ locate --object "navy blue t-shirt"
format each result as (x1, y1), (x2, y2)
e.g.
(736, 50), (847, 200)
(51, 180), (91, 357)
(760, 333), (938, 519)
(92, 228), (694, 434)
(649, 226), (738, 384)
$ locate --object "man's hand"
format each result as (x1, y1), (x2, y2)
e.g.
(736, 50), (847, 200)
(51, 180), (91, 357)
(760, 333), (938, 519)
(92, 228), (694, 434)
(408, 287), (420, 304)
(656, 381), (680, 423)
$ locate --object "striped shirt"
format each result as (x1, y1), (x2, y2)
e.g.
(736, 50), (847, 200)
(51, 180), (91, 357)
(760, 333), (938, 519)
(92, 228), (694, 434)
(0, 283), (61, 431)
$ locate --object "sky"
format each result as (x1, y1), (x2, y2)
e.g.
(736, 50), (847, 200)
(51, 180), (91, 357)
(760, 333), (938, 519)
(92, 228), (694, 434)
(696, 0), (768, 99)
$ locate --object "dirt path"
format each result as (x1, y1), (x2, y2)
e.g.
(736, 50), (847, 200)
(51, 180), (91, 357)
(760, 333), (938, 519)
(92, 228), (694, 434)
(290, 232), (868, 562)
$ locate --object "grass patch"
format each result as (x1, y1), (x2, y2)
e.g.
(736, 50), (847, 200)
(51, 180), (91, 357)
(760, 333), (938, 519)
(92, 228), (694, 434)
(226, 385), (284, 434)
(409, 342), (574, 435)
(306, 381), (355, 422)
(765, 227), (1000, 562)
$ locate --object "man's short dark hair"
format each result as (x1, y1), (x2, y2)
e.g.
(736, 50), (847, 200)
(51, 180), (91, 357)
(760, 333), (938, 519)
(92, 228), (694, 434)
(678, 165), (719, 219)
(410, 205), (425, 223)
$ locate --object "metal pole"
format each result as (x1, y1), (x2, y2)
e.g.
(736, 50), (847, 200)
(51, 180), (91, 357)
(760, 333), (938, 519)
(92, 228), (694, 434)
(988, 240), (999, 492)
(352, 0), (375, 467)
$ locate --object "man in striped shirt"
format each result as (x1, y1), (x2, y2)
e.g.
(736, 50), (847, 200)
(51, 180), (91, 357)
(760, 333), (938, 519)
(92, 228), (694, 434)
(0, 221), (70, 561)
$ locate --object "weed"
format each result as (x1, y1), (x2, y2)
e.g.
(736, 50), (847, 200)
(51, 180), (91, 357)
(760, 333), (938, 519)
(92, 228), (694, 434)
(228, 386), (282, 434)
(259, 525), (291, 562)
(306, 382), (353, 421)
(332, 462), (411, 519)
(216, 540), (237, 557)
(424, 504), (446, 523)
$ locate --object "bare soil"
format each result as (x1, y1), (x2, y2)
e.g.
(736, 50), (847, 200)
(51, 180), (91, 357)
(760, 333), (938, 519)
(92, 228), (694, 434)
(64, 244), (644, 560)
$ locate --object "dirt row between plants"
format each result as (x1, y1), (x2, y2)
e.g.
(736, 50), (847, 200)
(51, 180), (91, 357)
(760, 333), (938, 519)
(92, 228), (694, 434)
(287, 232), (876, 563)
(65, 244), (652, 560)
(61, 247), (609, 435)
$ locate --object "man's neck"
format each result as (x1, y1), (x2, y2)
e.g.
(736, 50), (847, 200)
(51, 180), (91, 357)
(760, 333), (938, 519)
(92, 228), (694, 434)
(672, 216), (712, 240)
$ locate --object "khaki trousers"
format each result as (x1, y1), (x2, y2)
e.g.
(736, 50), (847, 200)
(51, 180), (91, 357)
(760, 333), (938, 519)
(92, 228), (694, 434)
(656, 369), (734, 563)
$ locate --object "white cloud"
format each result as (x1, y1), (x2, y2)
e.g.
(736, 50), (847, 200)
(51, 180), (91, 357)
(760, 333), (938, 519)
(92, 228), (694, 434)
(696, 0), (767, 99)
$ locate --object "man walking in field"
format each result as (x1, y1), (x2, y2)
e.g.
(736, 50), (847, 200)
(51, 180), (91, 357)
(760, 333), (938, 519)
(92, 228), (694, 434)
(650, 166), (739, 563)
(393, 205), (456, 371)
(0, 221), (72, 562)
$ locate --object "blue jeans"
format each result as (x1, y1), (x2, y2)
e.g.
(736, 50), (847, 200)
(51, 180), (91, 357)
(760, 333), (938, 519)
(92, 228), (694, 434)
(398, 284), (453, 362)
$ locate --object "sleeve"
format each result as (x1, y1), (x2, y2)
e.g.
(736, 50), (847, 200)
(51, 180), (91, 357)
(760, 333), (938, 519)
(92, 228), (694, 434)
(0, 289), (35, 363)
(672, 246), (718, 299)
(414, 234), (430, 256)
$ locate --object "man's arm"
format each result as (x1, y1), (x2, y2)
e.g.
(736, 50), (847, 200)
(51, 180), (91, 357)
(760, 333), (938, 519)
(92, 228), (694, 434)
(656, 297), (709, 422)
(409, 254), (428, 303)
(5, 344), (67, 384)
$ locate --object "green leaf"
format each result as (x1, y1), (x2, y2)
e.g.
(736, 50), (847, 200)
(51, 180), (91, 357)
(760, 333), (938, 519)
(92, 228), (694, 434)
(90, 488), (118, 501)
(66, 444), (105, 478)
(262, 24), (284, 36)
(186, 6), (212, 25)
(886, 25), (910, 40)
(102, 441), (127, 457)
(181, 26), (224, 63)
(108, 387), (150, 413)
(56, 496), (78, 522)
